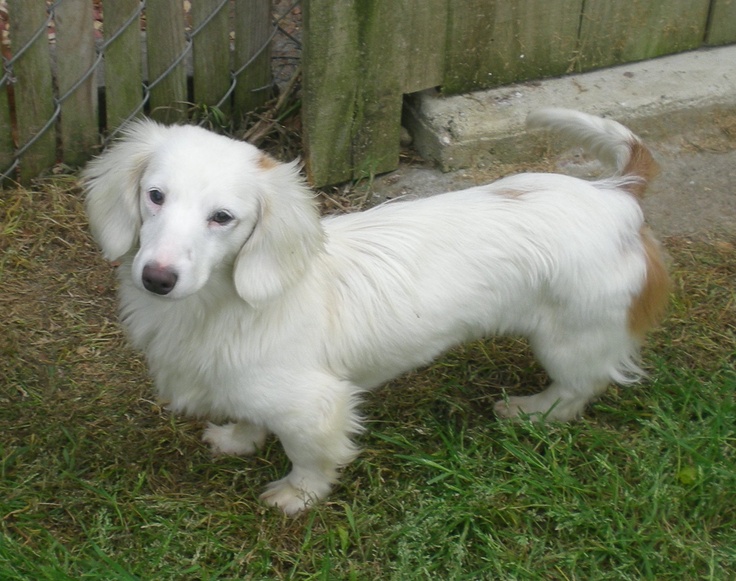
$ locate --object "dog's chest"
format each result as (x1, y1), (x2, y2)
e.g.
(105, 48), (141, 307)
(121, 289), (288, 419)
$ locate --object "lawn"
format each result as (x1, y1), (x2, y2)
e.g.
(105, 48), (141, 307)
(1, 173), (734, 580)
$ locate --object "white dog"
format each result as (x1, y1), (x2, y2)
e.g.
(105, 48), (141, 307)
(83, 109), (669, 514)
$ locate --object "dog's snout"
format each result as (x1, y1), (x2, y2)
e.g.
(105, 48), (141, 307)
(142, 264), (178, 295)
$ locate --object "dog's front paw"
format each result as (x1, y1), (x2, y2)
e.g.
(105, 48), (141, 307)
(494, 397), (543, 420)
(202, 422), (268, 456)
(260, 478), (315, 515)
(260, 470), (333, 516)
(494, 394), (582, 422)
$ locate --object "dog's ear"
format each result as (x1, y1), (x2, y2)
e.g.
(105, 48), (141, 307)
(233, 159), (324, 306)
(82, 119), (163, 260)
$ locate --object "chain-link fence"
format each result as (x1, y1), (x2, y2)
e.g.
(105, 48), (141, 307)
(0, 0), (301, 184)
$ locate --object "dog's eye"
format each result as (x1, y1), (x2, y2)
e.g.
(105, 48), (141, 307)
(210, 210), (234, 225)
(148, 189), (165, 206)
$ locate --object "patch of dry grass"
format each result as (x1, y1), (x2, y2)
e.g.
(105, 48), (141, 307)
(654, 236), (735, 372)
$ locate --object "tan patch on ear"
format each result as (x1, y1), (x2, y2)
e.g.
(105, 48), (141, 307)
(257, 153), (278, 171)
(628, 227), (670, 339)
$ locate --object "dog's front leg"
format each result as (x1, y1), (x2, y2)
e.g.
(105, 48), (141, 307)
(260, 379), (362, 515)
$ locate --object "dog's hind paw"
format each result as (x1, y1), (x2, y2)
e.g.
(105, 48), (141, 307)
(202, 422), (268, 456)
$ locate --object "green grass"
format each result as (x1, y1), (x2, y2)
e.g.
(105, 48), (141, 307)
(1, 181), (734, 580)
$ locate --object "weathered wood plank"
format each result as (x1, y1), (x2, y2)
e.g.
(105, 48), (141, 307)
(304, 0), (409, 186)
(578, 0), (711, 69)
(349, 1), (403, 181)
(0, 62), (14, 180)
(444, 0), (582, 93)
(103, 0), (144, 132)
(146, 0), (188, 123)
(9, 0), (56, 182)
(54, 0), (97, 166)
(397, 0), (448, 93)
(192, 0), (231, 115)
(707, 0), (736, 45)
(233, 0), (272, 117)
(302, 0), (360, 185)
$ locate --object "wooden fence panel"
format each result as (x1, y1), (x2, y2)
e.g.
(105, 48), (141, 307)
(302, 0), (734, 186)
(0, 0), (283, 183)
(192, 0), (231, 113)
(0, 0), (731, 186)
(578, 0), (711, 69)
(10, 0), (56, 183)
(233, 0), (272, 117)
(707, 0), (736, 44)
(103, 0), (143, 132)
(146, 0), (188, 123)
(55, 0), (97, 166)
(444, 0), (582, 93)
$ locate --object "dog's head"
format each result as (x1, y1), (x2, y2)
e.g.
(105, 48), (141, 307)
(82, 120), (324, 306)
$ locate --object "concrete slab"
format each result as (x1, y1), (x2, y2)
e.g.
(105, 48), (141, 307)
(404, 46), (736, 172)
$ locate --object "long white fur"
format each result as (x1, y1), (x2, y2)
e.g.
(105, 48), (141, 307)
(83, 109), (664, 515)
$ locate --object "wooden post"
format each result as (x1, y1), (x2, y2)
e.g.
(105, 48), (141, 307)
(302, 0), (413, 186)
(302, 0), (360, 186)
(0, 53), (14, 180)
(348, 2), (404, 182)
(9, 0), (56, 182)
(233, 0), (272, 118)
(103, 0), (144, 133)
(192, 0), (231, 116)
(54, 0), (97, 166)
(146, 0), (188, 123)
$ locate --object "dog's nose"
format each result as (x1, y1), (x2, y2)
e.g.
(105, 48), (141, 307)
(142, 264), (178, 295)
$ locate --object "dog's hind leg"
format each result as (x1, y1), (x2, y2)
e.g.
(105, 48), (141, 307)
(202, 421), (269, 456)
(259, 378), (362, 515)
(495, 323), (640, 422)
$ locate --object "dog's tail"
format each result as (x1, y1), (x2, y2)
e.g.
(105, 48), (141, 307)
(526, 108), (658, 198)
